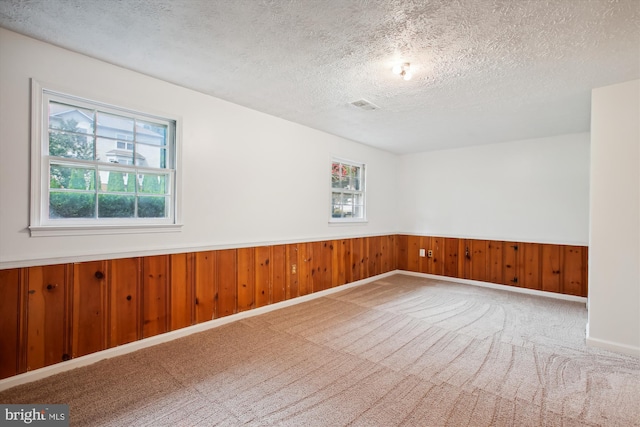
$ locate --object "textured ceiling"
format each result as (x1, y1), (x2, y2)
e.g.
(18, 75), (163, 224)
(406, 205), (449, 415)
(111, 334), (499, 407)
(1, 0), (639, 154)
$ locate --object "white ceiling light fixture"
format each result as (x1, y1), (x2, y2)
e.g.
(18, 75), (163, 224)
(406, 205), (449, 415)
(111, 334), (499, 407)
(392, 62), (412, 81)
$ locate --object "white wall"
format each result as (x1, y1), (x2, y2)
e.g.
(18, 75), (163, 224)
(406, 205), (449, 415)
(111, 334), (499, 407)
(588, 79), (640, 356)
(0, 29), (399, 268)
(397, 133), (590, 244)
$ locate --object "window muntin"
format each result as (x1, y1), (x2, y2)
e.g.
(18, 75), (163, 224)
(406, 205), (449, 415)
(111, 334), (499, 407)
(34, 87), (178, 230)
(331, 159), (366, 221)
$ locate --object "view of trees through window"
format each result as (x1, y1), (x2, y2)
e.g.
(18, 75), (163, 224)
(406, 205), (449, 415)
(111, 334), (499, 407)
(331, 159), (365, 220)
(48, 114), (168, 220)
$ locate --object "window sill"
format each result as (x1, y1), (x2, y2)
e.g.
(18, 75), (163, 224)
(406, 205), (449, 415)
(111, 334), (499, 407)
(29, 223), (183, 237)
(328, 219), (369, 225)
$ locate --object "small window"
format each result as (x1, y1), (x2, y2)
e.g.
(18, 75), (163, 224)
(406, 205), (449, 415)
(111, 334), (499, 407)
(30, 80), (181, 236)
(330, 158), (366, 222)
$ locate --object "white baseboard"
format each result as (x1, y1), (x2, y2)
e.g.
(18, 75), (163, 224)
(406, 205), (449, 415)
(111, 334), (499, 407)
(398, 270), (588, 303)
(586, 336), (640, 357)
(0, 270), (398, 392)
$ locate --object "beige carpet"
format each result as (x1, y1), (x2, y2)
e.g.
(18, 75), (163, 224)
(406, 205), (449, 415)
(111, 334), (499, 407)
(1, 274), (639, 426)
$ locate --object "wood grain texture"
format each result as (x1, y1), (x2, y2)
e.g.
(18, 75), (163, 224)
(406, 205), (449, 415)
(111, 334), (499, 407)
(406, 235), (420, 273)
(541, 244), (561, 293)
(285, 244), (299, 300)
(367, 236), (380, 277)
(323, 240), (334, 286)
(563, 246), (586, 296)
(255, 246), (271, 308)
(271, 245), (286, 303)
(109, 258), (140, 347)
(519, 243), (541, 290)
(443, 238), (460, 278)
(418, 236), (430, 274)
(429, 236), (444, 276)
(310, 241), (321, 292)
(486, 241), (503, 284)
(237, 248), (255, 311)
(396, 235), (588, 297)
(194, 251), (216, 323)
(216, 249), (237, 317)
(26, 264), (70, 371)
(297, 243), (312, 296)
(467, 239), (488, 282)
(0, 269), (24, 379)
(503, 242), (519, 286)
(311, 241), (332, 292)
(381, 235), (395, 273)
(396, 235), (408, 271)
(170, 253), (194, 330)
(142, 256), (169, 338)
(457, 239), (466, 278)
(72, 261), (108, 357)
(351, 238), (365, 282)
(332, 239), (350, 287)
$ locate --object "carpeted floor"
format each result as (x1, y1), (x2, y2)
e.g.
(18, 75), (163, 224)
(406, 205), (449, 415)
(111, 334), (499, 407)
(1, 274), (639, 426)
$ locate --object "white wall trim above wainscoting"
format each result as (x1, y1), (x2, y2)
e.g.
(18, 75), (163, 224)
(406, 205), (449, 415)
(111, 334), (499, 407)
(0, 270), (398, 392)
(0, 232), (401, 270)
(399, 271), (589, 304)
(395, 232), (589, 247)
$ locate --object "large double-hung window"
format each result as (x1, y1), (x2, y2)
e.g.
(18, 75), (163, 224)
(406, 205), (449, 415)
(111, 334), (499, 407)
(30, 81), (181, 236)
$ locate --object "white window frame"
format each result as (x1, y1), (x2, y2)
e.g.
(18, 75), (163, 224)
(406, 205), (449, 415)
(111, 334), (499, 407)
(329, 157), (367, 223)
(29, 79), (183, 237)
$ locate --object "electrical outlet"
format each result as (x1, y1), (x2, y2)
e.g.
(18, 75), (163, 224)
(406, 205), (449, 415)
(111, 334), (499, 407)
(419, 249), (425, 257)
(427, 250), (433, 258)
(291, 264), (297, 274)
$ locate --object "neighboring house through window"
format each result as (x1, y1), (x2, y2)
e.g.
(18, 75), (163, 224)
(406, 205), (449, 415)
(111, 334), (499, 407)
(30, 80), (181, 236)
(330, 158), (366, 222)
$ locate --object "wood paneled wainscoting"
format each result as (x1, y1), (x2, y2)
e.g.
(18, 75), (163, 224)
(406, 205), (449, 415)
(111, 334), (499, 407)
(0, 236), (397, 380)
(396, 235), (588, 298)
(0, 234), (588, 382)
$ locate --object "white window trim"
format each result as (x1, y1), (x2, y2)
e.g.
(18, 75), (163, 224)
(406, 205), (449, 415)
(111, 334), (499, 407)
(329, 156), (367, 224)
(29, 79), (183, 237)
